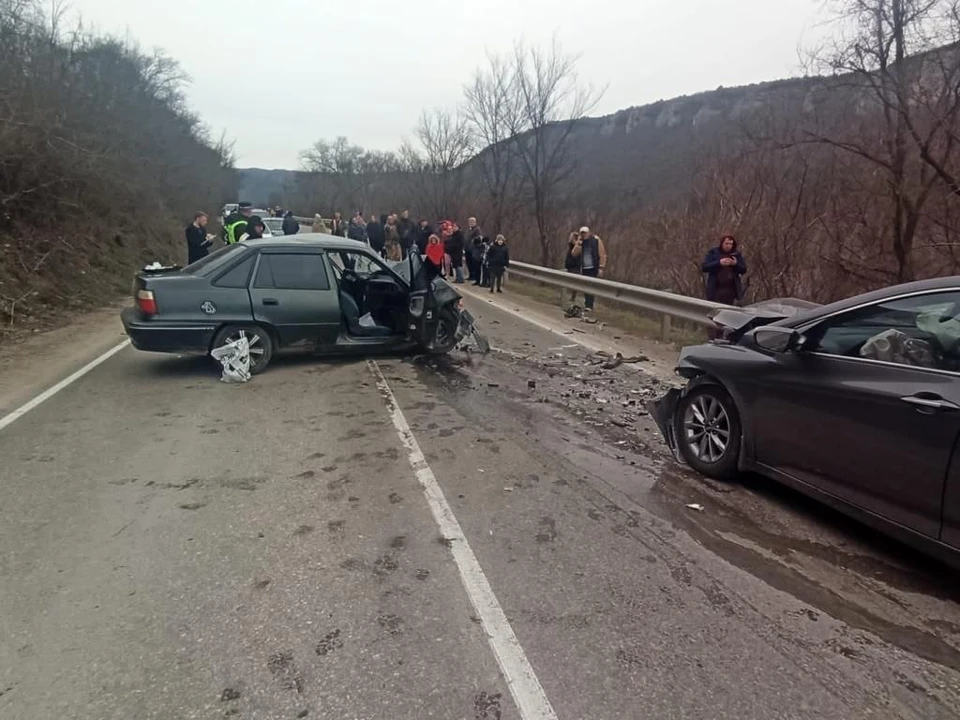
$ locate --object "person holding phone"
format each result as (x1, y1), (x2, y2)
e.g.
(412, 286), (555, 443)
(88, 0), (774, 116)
(701, 234), (747, 305)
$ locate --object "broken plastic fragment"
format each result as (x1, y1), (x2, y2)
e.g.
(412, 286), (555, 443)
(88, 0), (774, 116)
(685, 503), (705, 512)
(211, 336), (251, 383)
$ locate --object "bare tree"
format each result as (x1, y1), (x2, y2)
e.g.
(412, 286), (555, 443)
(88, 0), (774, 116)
(803, 0), (960, 282)
(299, 136), (401, 212)
(506, 39), (603, 266)
(400, 108), (475, 219)
(463, 53), (522, 234)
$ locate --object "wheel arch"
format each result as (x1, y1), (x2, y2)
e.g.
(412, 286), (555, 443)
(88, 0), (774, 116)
(208, 320), (280, 353)
(679, 373), (754, 472)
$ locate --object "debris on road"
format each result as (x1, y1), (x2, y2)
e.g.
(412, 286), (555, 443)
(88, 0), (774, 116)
(210, 337), (251, 383)
(685, 503), (706, 512)
(527, 380), (537, 389)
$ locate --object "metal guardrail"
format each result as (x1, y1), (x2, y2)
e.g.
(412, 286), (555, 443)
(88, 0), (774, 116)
(506, 260), (724, 339)
(253, 222), (719, 337)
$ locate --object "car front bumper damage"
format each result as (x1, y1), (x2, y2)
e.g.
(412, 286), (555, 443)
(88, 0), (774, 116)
(647, 387), (684, 464)
(456, 309), (490, 353)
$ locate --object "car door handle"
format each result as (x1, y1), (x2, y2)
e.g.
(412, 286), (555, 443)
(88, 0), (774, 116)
(262, 298), (279, 306)
(900, 394), (960, 412)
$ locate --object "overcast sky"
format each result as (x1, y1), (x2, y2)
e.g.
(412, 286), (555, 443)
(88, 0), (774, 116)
(65, 0), (828, 169)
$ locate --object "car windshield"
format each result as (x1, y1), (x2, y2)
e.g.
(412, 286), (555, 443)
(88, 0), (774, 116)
(183, 244), (248, 275)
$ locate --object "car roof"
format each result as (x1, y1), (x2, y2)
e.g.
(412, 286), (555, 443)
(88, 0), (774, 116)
(779, 274), (960, 327)
(240, 234), (370, 251)
(826, 275), (960, 310)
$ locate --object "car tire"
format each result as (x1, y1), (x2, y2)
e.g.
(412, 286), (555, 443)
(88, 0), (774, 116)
(427, 310), (459, 355)
(212, 324), (274, 375)
(673, 384), (741, 480)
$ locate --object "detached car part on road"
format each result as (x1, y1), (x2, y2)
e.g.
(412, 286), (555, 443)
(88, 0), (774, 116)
(651, 277), (960, 567)
(121, 235), (488, 374)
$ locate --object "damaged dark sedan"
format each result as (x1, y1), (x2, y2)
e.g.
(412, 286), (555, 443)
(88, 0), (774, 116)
(121, 235), (488, 374)
(651, 276), (960, 566)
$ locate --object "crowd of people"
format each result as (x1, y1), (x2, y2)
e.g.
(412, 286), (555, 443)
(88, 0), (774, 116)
(315, 210), (511, 292)
(186, 202), (748, 308)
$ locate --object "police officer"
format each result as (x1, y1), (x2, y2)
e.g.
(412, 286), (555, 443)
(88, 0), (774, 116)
(223, 201), (253, 244)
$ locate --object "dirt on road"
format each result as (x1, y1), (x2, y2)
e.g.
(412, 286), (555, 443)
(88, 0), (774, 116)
(2, 289), (960, 719)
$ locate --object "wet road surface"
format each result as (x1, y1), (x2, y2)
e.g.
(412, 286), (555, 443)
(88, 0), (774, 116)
(2, 292), (960, 719)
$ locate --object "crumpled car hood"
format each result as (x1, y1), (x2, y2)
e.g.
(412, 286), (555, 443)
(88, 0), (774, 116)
(710, 297), (822, 340)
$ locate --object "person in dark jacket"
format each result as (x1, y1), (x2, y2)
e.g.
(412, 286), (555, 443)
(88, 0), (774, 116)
(562, 231), (582, 315)
(486, 234), (510, 293)
(366, 214), (385, 255)
(702, 235), (747, 305)
(185, 211), (212, 264)
(417, 219), (433, 253)
(398, 210), (416, 257)
(347, 212), (366, 242)
(444, 222), (465, 283)
(465, 217), (484, 284)
(281, 211), (300, 235)
(238, 215), (266, 241)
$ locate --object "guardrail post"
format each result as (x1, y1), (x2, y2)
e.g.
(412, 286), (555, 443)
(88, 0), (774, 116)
(660, 314), (672, 342)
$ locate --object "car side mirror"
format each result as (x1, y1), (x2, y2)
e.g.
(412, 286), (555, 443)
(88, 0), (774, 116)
(752, 326), (804, 353)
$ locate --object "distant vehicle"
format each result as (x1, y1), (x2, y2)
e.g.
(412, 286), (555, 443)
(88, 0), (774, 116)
(651, 277), (960, 567)
(262, 217), (285, 236)
(121, 235), (488, 374)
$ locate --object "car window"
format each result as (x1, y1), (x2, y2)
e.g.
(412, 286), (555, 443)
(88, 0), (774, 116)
(213, 254), (255, 288)
(183, 244), (245, 275)
(811, 290), (960, 372)
(254, 253), (329, 290)
(327, 250), (404, 285)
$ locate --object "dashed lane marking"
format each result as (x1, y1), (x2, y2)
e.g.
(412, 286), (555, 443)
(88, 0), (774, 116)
(368, 359), (559, 720)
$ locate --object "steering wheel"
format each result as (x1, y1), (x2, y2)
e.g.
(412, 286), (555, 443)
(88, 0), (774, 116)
(340, 267), (361, 284)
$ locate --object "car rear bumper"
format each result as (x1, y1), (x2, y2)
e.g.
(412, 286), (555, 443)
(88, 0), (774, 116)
(121, 307), (216, 354)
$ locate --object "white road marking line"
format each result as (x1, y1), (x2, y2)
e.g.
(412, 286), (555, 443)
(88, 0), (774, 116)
(458, 285), (612, 355)
(0, 340), (130, 432)
(460, 286), (655, 377)
(367, 359), (559, 720)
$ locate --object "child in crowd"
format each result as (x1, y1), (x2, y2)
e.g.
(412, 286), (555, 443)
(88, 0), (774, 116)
(485, 234), (510, 293)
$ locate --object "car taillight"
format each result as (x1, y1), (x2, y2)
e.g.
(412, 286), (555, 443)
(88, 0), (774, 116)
(457, 298), (464, 310)
(137, 289), (157, 315)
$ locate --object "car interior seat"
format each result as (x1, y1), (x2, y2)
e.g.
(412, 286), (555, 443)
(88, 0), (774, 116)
(339, 290), (394, 337)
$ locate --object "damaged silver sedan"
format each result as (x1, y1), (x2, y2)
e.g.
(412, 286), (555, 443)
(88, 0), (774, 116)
(650, 277), (960, 567)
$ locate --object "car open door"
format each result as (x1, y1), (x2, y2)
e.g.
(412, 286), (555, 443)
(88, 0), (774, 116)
(406, 251), (442, 346)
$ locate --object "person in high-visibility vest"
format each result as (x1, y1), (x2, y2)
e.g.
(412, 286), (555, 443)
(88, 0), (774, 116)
(223, 202), (253, 244)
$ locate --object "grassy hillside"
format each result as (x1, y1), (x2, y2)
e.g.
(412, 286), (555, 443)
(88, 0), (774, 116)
(0, 1), (237, 341)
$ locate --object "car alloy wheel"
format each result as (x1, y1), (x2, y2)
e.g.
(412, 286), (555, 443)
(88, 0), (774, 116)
(426, 311), (459, 354)
(673, 385), (741, 480)
(683, 393), (731, 463)
(226, 329), (266, 366)
(212, 324), (274, 375)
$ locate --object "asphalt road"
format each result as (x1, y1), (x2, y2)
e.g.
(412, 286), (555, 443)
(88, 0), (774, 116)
(2, 291), (960, 720)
